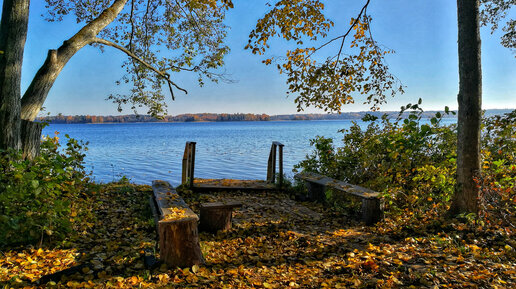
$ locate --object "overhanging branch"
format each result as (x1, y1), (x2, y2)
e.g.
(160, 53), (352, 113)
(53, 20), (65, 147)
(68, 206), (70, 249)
(91, 37), (188, 100)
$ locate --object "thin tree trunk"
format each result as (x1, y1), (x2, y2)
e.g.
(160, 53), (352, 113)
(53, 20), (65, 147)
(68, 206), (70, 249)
(20, 0), (128, 121)
(0, 0), (30, 150)
(450, 0), (482, 215)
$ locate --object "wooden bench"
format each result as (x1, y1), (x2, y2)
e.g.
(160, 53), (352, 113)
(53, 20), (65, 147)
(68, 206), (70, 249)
(294, 172), (383, 225)
(149, 180), (204, 267)
(199, 201), (242, 233)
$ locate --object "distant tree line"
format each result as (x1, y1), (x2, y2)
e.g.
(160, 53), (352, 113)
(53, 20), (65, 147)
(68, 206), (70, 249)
(37, 113), (271, 124)
(37, 109), (511, 124)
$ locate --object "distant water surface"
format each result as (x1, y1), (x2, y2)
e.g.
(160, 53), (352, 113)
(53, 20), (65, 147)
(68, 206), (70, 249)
(42, 119), (455, 185)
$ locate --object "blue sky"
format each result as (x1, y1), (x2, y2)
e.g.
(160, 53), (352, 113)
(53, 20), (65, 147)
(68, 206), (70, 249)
(20, 1), (515, 116)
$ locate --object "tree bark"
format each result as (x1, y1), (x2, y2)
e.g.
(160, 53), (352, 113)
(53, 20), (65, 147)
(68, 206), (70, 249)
(21, 120), (43, 159)
(450, 0), (482, 215)
(20, 0), (128, 121)
(0, 0), (30, 150)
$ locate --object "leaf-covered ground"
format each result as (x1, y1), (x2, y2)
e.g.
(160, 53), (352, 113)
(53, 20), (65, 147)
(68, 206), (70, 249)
(1, 183), (515, 288)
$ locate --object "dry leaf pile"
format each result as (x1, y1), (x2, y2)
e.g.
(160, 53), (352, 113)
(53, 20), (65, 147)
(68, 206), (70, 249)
(1, 183), (515, 288)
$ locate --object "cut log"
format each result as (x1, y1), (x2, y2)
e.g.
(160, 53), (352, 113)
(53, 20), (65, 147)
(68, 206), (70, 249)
(199, 201), (242, 233)
(152, 180), (204, 267)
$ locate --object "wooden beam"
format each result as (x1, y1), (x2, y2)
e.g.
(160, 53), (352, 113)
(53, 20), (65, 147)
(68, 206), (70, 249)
(152, 180), (204, 267)
(294, 172), (382, 225)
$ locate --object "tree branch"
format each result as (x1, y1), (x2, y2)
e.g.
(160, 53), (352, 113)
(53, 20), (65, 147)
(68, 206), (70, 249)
(308, 0), (371, 59)
(92, 37), (188, 99)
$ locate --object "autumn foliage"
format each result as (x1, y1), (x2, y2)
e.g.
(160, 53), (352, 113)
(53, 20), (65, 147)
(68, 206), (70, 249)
(295, 104), (515, 235)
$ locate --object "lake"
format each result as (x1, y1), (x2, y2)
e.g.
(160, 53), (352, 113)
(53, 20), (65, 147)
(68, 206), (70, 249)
(42, 119), (455, 185)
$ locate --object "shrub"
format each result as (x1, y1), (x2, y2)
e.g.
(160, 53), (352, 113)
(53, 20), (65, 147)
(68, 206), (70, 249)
(295, 101), (458, 225)
(479, 110), (516, 231)
(295, 103), (516, 231)
(0, 133), (90, 248)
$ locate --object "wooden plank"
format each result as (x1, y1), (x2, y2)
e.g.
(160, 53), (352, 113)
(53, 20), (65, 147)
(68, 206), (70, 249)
(294, 172), (335, 186)
(295, 172), (379, 199)
(193, 178), (277, 191)
(200, 201), (243, 209)
(294, 171), (382, 224)
(278, 144), (283, 188)
(152, 180), (198, 220)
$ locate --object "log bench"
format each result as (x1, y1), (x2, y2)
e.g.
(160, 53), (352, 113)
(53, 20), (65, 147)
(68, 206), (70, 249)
(199, 201), (242, 233)
(294, 172), (383, 225)
(150, 180), (204, 267)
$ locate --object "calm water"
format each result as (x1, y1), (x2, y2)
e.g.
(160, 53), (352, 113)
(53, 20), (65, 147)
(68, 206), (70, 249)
(42, 119), (455, 185)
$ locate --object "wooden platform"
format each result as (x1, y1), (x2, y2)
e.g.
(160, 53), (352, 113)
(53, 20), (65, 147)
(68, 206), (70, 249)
(191, 178), (277, 191)
(181, 141), (285, 191)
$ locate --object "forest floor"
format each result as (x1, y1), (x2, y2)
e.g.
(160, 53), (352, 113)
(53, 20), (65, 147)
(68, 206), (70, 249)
(1, 183), (515, 288)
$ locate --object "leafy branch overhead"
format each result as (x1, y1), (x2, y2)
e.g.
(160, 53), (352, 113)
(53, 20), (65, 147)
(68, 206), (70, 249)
(36, 0), (234, 117)
(480, 0), (516, 54)
(246, 0), (404, 112)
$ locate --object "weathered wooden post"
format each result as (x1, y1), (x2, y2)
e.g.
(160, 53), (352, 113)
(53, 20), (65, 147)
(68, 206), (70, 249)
(276, 142), (284, 188)
(182, 142), (196, 187)
(199, 201), (242, 233)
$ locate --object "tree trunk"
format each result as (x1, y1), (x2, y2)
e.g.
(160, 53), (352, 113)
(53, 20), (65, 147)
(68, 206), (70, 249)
(20, 0), (129, 121)
(21, 120), (43, 159)
(0, 0), (30, 151)
(450, 0), (482, 215)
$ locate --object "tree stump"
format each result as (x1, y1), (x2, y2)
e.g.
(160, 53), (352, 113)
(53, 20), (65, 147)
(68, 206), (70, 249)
(199, 202), (242, 233)
(152, 180), (204, 267)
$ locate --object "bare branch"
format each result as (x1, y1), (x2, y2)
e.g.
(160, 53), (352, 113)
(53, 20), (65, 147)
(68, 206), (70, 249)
(92, 37), (188, 99)
(309, 0), (371, 59)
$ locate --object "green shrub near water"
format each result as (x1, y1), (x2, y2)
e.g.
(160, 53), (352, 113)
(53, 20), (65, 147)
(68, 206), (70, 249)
(0, 133), (90, 247)
(295, 102), (515, 230)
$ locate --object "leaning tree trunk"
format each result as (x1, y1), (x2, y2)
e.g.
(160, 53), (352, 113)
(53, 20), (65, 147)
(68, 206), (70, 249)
(450, 0), (482, 215)
(0, 0), (30, 151)
(16, 0), (128, 158)
(20, 0), (129, 121)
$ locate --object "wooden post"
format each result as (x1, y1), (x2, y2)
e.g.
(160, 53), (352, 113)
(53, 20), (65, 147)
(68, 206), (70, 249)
(271, 143), (276, 183)
(189, 142), (196, 188)
(182, 143), (189, 184)
(159, 217), (203, 267)
(278, 143), (284, 188)
(182, 142), (196, 187)
(361, 198), (383, 225)
(199, 202), (242, 233)
(267, 145), (274, 182)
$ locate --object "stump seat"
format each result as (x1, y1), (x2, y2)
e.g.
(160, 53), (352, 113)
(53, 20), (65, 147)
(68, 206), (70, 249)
(199, 201), (242, 233)
(294, 171), (383, 225)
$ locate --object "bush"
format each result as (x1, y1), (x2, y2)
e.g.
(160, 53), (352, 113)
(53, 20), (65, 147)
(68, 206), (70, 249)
(295, 101), (458, 225)
(0, 133), (90, 248)
(296, 103), (516, 231)
(479, 110), (516, 230)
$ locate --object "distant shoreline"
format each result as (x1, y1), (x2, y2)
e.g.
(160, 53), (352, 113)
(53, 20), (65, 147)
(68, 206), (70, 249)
(37, 109), (513, 124)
